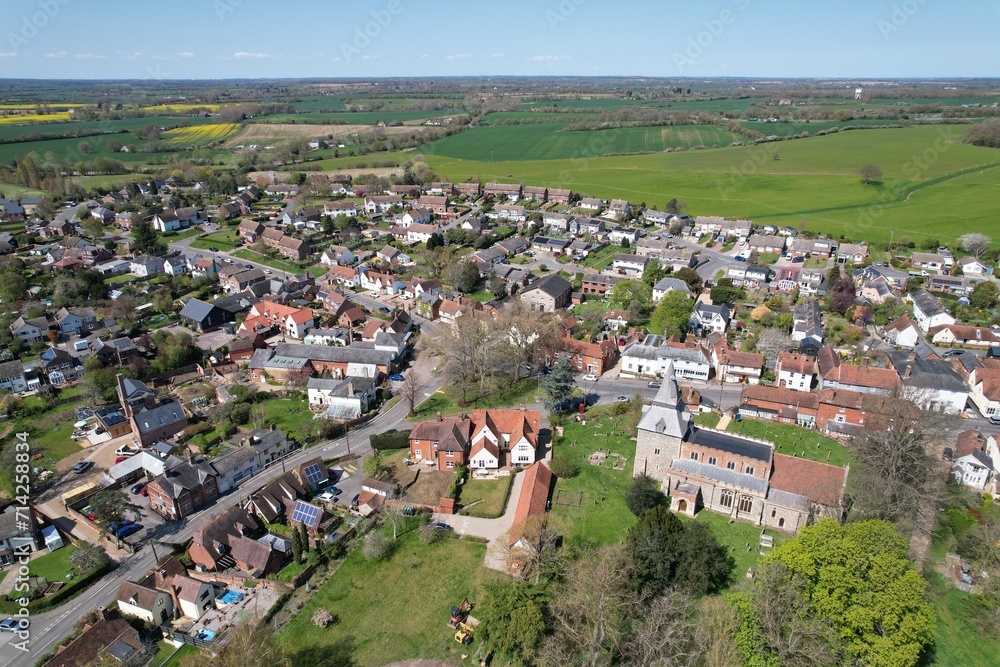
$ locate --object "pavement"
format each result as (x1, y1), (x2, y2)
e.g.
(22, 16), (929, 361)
(432, 470), (525, 572)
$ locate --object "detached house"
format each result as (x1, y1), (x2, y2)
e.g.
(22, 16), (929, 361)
(952, 430), (994, 491)
(241, 300), (314, 339)
(909, 290), (955, 332)
(689, 302), (731, 335)
(410, 409), (543, 472)
(519, 274), (572, 312)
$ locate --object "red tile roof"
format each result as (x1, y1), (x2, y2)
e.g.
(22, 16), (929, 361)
(769, 453), (847, 508)
(777, 352), (817, 376)
(509, 461), (553, 546)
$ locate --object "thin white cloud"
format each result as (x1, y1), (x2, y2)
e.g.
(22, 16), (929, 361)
(44, 51), (68, 59)
(0, 52), (18, 58)
(234, 51), (270, 59)
(331, 56), (341, 62)
(527, 54), (570, 61)
(446, 53), (474, 61)
(420, 53), (430, 59)
(490, 53), (505, 58)
(118, 51), (143, 60)
(74, 53), (108, 60)
(177, 51), (195, 59)
(360, 54), (380, 60)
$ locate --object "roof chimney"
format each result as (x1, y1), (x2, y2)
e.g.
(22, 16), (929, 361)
(904, 364), (912, 379)
(907, 349), (916, 362)
(436, 411), (443, 422)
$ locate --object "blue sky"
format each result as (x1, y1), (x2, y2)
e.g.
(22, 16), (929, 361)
(1, 0), (997, 79)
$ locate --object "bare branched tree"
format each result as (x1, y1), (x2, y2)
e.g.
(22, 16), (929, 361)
(400, 370), (423, 417)
(621, 588), (700, 667)
(848, 390), (954, 531)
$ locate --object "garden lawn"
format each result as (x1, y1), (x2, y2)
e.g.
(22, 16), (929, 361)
(27, 544), (77, 582)
(412, 378), (539, 419)
(276, 528), (487, 667)
(260, 400), (315, 437)
(459, 475), (513, 519)
(726, 418), (854, 467)
(693, 411), (721, 428)
(12, 395), (89, 463)
(684, 508), (784, 582)
(547, 414), (638, 545)
(230, 249), (305, 274)
(189, 231), (239, 252)
(577, 244), (621, 271)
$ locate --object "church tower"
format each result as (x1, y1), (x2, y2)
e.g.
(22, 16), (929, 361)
(634, 361), (691, 481)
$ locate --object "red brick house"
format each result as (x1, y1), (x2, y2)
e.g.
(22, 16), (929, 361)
(146, 461), (219, 520)
(556, 336), (620, 375)
(418, 195), (450, 215)
(409, 416), (472, 470)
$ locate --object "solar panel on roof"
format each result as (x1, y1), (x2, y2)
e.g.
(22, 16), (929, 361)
(303, 463), (324, 485)
(291, 501), (319, 526)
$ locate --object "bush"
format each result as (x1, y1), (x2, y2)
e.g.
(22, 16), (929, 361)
(626, 473), (665, 516)
(370, 429), (411, 451)
(362, 532), (391, 561)
(549, 456), (580, 479)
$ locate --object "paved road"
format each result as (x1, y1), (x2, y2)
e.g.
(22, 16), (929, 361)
(577, 374), (745, 413)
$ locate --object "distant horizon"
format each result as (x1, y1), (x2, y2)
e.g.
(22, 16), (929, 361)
(3, 0), (998, 79)
(2, 75), (999, 85)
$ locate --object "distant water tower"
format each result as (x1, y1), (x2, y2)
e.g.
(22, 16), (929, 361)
(854, 88), (863, 100)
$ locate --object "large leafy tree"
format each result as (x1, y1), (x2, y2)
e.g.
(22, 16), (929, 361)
(131, 220), (160, 255)
(609, 279), (652, 312)
(648, 290), (694, 338)
(969, 280), (998, 311)
(625, 473), (665, 516)
(626, 506), (734, 596)
(477, 579), (546, 663)
(768, 519), (935, 667)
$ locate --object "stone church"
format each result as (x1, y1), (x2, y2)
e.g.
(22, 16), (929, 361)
(634, 362), (849, 533)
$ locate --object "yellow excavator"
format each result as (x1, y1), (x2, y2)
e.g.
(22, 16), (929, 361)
(449, 597), (480, 644)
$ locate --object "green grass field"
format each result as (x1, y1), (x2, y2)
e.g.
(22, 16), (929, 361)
(162, 123), (240, 147)
(230, 249), (304, 274)
(924, 571), (1000, 666)
(425, 124), (1000, 244)
(726, 418), (854, 467)
(458, 475), (513, 519)
(276, 527), (487, 667)
(412, 378), (539, 419)
(0, 114), (218, 141)
(189, 230), (239, 252)
(547, 414), (638, 545)
(423, 123), (741, 162)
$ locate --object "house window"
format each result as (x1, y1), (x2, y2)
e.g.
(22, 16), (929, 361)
(738, 494), (753, 513)
(446, 451), (454, 458)
(689, 452), (698, 460)
(446, 461), (455, 469)
(778, 518), (785, 527)
(746, 466), (755, 476)
(726, 461), (736, 470)
(771, 509), (776, 518)
(653, 448), (660, 456)
(719, 489), (734, 509)
(708, 457), (717, 466)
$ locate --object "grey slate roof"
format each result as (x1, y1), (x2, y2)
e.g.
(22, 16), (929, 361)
(526, 273), (572, 299)
(133, 401), (185, 434)
(688, 427), (773, 463)
(273, 342), (396, 366)
(0, 360), (25, 382)
(669, 457), (769, 493)
(637, 362), (691, 438)
(653, 277), (691, 293)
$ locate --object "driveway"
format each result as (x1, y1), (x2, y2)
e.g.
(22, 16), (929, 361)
(432, 470), (525, 571)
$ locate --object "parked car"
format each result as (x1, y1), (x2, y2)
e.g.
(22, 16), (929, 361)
(263, 268), (272, 274)
(208, 246), (219, 252)
(244, 263), (254, 268)
(431, 522), (454, 531)
(378, 306), (390, 313)
(72, 460), (93, 474)
(942, 447), (954, 462)
(129, 483), (146, 495)
(115, 445), (138, 457)
(0, 618), (27, 632)
(114, 456), (128, 464)
(369, 291), (379, 298)
(387, 373), (404, 382)
(647, 381), (662, 389)
(116, 523), (142, 540)
(615, 396), (630, 403)
(582, 373), (599, 382)
(734, 255), (746, 262)
(791, 256), (805, 263)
